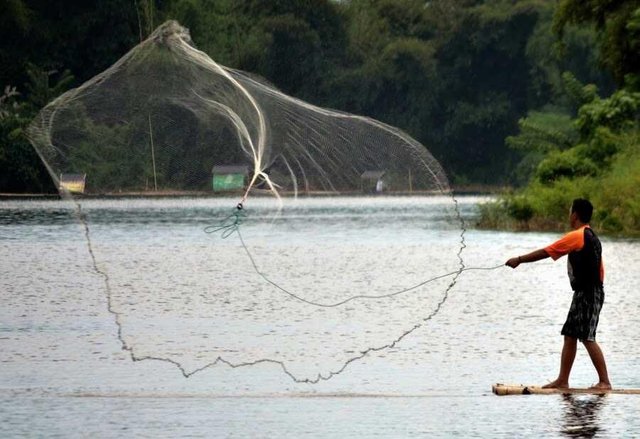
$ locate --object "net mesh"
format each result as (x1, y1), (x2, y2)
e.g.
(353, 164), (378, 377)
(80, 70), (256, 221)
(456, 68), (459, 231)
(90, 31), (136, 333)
(26, 21), (464, 382)
(28, 20), (448, 197)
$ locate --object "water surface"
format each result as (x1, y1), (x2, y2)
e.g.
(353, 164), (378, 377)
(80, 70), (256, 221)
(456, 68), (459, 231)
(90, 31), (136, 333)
(1, 196), (639, 437)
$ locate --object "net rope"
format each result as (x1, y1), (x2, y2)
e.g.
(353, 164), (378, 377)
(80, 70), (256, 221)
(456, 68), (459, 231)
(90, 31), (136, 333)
(205, 203), (504, 309)
(76, 198), (506, 383)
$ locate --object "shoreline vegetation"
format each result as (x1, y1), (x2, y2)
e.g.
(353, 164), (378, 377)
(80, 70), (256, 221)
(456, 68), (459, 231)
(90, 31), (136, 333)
(0, 185), (503, 201)
(477, 127), (640, 237)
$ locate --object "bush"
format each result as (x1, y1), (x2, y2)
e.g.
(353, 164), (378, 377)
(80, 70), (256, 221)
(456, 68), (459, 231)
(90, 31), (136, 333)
(477, 199), (517, 229)
(479, 129), (640, 236)
(535, 148), (598, 184)
(506, 195), (534, 222)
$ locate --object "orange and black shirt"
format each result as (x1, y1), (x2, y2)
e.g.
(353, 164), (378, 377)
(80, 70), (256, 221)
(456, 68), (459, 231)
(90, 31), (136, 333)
(545, 225), (604, 291)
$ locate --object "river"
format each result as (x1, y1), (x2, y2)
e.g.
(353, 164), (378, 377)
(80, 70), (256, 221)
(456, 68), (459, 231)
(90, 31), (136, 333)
(1, 196), (639, 437)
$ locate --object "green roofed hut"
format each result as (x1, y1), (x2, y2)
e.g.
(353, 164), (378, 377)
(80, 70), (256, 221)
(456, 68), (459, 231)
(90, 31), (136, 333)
(360, 170), (386, 193)
(212, 165), (248, 192)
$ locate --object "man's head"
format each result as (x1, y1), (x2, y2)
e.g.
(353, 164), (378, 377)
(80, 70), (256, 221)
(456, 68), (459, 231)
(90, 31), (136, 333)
(570, 198), (593, 227)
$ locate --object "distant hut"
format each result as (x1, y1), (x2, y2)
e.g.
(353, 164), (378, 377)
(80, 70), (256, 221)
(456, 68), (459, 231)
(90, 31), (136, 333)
(360, 170), (386, 193)
(59, 173), (86, 194)
(212, 165), (248, 192)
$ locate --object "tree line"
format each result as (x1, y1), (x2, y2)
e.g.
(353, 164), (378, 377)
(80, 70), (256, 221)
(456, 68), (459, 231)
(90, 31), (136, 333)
(479, 0), (640, 235)
(0, 0), (628, 194)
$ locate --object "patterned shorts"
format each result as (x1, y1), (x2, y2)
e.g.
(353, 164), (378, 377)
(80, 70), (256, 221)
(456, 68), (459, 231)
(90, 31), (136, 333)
(561, 286), (604, 342)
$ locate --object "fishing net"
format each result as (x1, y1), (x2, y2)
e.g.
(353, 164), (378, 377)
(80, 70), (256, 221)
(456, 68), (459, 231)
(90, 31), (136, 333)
(27, 21), (465, 382)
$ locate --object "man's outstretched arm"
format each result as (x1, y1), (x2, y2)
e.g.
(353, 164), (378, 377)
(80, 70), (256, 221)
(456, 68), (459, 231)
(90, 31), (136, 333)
(505, 249), (550, 268)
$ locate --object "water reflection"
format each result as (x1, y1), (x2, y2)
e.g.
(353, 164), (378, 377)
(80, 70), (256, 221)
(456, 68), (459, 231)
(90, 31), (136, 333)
(561, 394), (606, 438)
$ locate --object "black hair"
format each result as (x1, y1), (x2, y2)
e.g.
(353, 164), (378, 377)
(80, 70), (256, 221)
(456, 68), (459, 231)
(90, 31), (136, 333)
(571, 198), (593, 223)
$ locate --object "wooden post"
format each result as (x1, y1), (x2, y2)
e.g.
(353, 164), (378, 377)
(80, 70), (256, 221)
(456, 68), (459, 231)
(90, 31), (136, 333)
(148, 114), (158, 192)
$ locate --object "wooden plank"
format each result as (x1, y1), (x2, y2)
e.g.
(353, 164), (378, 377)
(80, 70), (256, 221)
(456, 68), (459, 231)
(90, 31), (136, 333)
(492, 383), (640, 395)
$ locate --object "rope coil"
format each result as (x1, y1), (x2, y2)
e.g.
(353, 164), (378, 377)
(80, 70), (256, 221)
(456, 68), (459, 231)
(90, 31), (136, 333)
(204, 208), (247, 239)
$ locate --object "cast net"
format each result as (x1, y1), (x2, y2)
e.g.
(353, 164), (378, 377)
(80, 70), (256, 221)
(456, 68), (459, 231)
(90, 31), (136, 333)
(27, 21), (465, 382)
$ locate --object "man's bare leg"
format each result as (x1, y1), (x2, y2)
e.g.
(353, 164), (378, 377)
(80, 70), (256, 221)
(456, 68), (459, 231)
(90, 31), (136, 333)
(583, 340), (612, 390)
(543, 336), (577, 388)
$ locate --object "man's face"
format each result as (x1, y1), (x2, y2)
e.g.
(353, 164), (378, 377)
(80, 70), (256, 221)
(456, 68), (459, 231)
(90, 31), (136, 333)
(569, 207), (578, 227)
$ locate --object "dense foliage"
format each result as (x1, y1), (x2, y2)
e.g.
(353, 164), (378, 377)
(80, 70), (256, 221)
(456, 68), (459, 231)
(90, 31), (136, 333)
(480, 0), (640, 235)
(0, 0), (625, 198)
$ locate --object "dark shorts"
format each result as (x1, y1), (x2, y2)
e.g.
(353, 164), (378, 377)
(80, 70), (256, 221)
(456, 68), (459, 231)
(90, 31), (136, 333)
(561, 286), (604, 342)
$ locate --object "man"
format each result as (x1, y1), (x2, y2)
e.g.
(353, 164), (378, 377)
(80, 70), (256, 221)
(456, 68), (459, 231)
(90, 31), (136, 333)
(505, 199), (611, 390)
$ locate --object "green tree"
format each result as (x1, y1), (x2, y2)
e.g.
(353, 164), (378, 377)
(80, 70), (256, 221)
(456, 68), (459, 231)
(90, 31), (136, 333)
(577, 88), (640, 138)
(235, 0), (348, 101)
(1, 0), (140, 89)
(0, 0), (33, 91)
(554, 0), (640, 86)
(0, 86), (53, 193)
(426, 1), (544, 183)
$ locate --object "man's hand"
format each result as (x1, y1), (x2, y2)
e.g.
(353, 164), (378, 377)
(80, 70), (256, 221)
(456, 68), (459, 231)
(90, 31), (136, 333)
(505, 257), (521, 269)
(505, 249), (549, 269)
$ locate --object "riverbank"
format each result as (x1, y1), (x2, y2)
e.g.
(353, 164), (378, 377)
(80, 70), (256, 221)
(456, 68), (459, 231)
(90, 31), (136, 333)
(0, 193), (60, 200)
(0, 190), (426, 200)
(476, 192), (640, 238)
(0, 184), (504, 200)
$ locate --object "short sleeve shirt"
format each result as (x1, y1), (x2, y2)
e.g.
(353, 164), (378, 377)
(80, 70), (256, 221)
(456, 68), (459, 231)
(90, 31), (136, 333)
(544, 225), (605, 283)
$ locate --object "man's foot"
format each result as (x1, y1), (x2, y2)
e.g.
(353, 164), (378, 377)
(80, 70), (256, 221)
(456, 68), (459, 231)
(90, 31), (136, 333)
(542, 379), (569, 389)
(589, 382), (612, 390)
